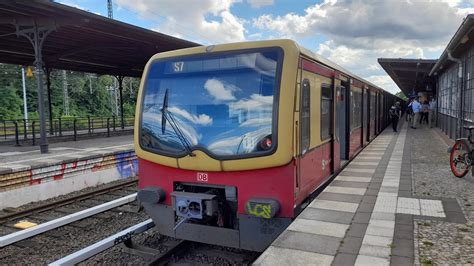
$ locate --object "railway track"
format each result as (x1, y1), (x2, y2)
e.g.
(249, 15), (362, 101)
(0, 178), (145, 264)
(1, 178), (259, 265)
(52, 223), (260, 265)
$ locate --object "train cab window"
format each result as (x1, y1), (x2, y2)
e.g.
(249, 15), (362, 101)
(321, 84), (332, 141)
(301, 79), (311, 153)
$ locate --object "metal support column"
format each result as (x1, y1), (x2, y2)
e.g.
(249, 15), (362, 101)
(45, 67), (54, 135)
(117, 75), (125, 129)
(16, 22), (55, 153)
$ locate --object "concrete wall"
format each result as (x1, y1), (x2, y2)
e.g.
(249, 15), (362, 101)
(0, 150), (137, 209)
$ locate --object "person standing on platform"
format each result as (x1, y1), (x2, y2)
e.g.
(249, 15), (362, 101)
(421, 100), (430, 124)
(429, 97), (436, 128)
(411, 97), (422, 129)
(389, 102), (401, 132)
(406, 99), (413, 122)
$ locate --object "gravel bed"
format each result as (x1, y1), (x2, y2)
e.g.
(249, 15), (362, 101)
(417, 220), (474, 264)
(80, 229), (174, 265)
(0, 207), (148, 264)
(411, 126), (474, 264)
(83, 228), (259, 265)
(0, 225), (18, 236)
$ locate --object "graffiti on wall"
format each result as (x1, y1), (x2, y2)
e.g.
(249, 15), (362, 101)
(0, 151), (138, 191)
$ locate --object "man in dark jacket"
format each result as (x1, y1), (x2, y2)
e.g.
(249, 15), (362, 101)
(389, 102), (401, 132)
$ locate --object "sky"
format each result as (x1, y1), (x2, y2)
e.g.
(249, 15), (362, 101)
(58, 0), (474, 94)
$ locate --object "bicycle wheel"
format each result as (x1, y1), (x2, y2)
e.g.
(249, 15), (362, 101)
(450, 140), (471, 178)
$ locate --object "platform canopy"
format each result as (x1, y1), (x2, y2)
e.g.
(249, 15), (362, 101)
(0, 0), (200, 154)
(378, 58), (437, 98)
(0, 0), (200, 77)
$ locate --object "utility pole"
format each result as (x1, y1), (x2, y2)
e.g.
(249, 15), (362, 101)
(62, 70), (69, 116)
(21, 67), (28, 128)
(107, 0), (113, 19)
(89, 74), (93, 94)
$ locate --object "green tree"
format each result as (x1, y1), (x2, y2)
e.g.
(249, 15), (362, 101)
(0, 63), (140, 120)
(0, 84), (22, 120)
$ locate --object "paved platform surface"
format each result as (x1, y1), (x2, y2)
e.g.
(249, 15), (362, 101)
(0, 135), (133, 173)
(255, 120), (472, 265)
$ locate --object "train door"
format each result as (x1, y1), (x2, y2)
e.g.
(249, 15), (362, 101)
(336, 79), (350, 163)
(297, 75), (322, 198)
(332, 78), (341, 172)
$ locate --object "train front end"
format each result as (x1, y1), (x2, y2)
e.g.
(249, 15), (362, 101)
(134, 40), (299, 251)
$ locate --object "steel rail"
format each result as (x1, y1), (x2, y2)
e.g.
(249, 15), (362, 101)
(0, 193), (137, 248)
(0, 179), (137, 223)
(49, 219), (154, 266)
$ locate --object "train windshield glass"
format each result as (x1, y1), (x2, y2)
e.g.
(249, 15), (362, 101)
(140, 48), (282, 157)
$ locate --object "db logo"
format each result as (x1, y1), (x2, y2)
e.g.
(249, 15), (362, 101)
(197, 172), (208, 182)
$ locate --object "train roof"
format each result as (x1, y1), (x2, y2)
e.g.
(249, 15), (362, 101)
(146, 38), (396, 97)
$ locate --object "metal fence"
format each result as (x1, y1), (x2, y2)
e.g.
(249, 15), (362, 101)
(1, 116), (134, 145)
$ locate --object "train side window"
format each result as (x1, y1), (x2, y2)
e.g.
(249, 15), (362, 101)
(350, 89), (362, 130)
(321, 84), (332, 141)
(301, 79), (311, 153)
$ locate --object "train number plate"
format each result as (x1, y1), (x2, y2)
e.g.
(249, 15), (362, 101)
(197, 172), (208, 182)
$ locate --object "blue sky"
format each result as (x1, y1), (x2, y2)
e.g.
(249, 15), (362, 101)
(59, 0), (473, 94)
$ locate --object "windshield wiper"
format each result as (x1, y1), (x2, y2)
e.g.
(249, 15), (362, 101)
(161, 88), (195, 157)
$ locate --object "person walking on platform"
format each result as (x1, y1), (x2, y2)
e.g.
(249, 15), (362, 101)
(406, 99), (413, 122)
(411, 97), (421, 129)
(429, 97), (436, 128)
(389, 102), (401, 132)
(421, 100), (429, 124)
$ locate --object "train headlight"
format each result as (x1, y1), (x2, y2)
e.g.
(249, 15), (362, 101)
(259, 136), (272, 150)
(245, 198), (280, 219)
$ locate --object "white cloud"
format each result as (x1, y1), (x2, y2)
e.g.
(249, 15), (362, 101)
(247, 0), (274, 8)
(58, 1), (86, 11)
(229, 94), (273, 113)
(457, 7), (474, 16)
(142, 111), (201, 145)
(168, 107), (213, 126)
(365, 75), (400, 94)
(252, 0), (470, 93)
(204, 78), (237, 101)
(240, 117), (272, 127)
(253, 0), (464, 47)
(115, 0), (245, 44)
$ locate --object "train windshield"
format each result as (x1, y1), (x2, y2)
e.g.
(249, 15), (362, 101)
(140, 48), (282, 158)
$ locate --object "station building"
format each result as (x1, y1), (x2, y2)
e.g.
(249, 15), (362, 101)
(380, 14), (474, 140)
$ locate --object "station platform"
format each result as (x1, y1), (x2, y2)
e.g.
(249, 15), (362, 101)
(255, 121), (474, 265)
(0, 135), (135, 209)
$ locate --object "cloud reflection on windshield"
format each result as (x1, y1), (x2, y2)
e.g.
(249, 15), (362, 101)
(140, 49), (280, 157)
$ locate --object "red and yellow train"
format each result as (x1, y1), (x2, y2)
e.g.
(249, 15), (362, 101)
(135, 40), (398, 251)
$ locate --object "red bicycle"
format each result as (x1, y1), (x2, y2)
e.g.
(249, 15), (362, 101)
(450, 126), (474, 177)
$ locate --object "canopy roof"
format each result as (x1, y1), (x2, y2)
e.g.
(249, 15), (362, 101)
(0, 0), (200, 77)
(378, 58), (437, 97)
